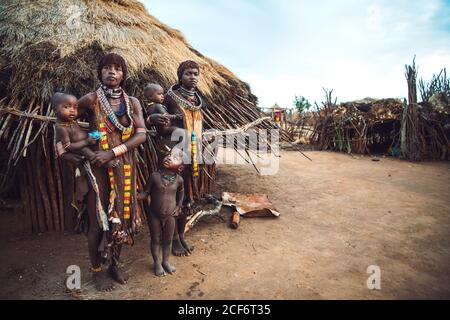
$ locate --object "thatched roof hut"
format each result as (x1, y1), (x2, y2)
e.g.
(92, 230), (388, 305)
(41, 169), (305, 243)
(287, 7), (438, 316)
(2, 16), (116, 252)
(310, 98), (405, 155)
(0, 0), (274, 234)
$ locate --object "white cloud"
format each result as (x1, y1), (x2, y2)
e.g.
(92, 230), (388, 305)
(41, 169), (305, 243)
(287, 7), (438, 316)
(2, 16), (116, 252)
(367, 4), (382, 32)
(142, 0), (450, 109)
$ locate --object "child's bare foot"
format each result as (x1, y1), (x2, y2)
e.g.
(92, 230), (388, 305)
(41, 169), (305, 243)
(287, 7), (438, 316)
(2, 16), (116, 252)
(108, 265), (129, 285)
(154, 263), (166, 277)
(162, 261), (176, 274)
(93, 270), (115, 292)
(172, 238), (190, 257)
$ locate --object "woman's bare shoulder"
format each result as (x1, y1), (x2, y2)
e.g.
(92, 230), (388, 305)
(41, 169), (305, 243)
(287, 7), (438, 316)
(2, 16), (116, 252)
(129, 96), (141, 106)
(78, 92), (98, 109)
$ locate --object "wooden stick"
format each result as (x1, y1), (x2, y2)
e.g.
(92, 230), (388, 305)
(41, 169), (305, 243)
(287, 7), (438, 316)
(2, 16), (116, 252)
(35, 140), (54, 232)
(54, 151), (65, 231)
(19, 163), (34, 233)
(0, 114), (12, 138)
(45, 138), (60, 232)
(230, 211), (240, 229)
(28, 144), (46, 233)
(0, 107), (89, 128)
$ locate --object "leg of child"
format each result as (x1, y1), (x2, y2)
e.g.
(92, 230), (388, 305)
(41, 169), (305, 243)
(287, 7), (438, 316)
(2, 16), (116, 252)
(162, 216), (177, 274)
(148, 213), (165, 276)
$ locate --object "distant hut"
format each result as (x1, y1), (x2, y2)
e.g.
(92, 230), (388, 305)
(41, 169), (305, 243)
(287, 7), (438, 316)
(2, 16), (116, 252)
(310, 64), (450, 158)
(261, 103), (291, 129)
(310, 98), (405, 155)
(0, 0), (277, 234)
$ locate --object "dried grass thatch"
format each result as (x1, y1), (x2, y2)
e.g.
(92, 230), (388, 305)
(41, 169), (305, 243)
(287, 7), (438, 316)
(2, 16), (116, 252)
(310, 86), (449, 158)
(310, 90), (405, 155)
(0, 0), (265, 123)
(0, 0), (279, 233)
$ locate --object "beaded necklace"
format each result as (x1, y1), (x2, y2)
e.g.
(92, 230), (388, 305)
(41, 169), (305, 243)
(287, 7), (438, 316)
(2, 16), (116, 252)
(167, 85), (202, 111)
(97, 86), (134, 221)
(159, 169), (177, 192)
(97, 86), (134, 132)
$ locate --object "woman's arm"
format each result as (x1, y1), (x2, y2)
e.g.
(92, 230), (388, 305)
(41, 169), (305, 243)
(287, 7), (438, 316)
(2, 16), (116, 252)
(77, 93), (96, 119)
(55, 125), (75, 158)
(66, 136), (96, 152)
(58, 127), (96, 161)
(147, 105), (170, 126)
(124, 97), (147, 149)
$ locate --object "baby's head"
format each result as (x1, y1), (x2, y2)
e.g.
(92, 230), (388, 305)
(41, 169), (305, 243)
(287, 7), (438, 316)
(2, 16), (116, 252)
(161, 147), (185, 173)
(144, 83), (164, 104)
(51, 92), (78, 122)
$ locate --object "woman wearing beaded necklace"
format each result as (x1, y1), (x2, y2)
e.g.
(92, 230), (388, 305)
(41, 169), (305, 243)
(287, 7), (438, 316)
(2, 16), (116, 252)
(61, 53), (147, 291)
(149, 60), (203, 258)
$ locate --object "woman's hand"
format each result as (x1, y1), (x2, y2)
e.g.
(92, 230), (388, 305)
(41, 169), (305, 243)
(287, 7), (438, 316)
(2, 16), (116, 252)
(148, 114), (170, 126)
(60, 152), (84, 165)
(92, 150), (114, 167)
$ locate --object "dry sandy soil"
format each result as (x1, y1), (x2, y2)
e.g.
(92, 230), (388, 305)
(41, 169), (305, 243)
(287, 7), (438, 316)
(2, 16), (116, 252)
(0, 150), (449, 300)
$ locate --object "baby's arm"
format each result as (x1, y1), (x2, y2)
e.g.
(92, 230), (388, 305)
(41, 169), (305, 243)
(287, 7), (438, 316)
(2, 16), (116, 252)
(55, 126), (71, 157)
(66, 136), (97, 161)
(146, 104), (169, 127)
(155, 104), (184, 137)
(146, 104), (182, 127)
(56, 125), (97, 161)
(66, 138), (95, 152)
(147, 104), (169, 116)
(154, 104), (183, 121)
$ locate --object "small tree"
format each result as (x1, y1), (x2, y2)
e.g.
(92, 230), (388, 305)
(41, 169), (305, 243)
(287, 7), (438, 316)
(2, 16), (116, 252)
(293, 95), (311, 114)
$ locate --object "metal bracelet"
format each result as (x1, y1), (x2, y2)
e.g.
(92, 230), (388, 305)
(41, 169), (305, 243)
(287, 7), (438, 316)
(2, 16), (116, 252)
(112, 144), (128, 157)
(135, 127), (147, 134)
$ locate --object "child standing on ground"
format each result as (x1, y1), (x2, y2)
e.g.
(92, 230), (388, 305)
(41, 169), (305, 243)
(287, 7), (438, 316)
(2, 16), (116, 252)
(139, 148), (185, 276)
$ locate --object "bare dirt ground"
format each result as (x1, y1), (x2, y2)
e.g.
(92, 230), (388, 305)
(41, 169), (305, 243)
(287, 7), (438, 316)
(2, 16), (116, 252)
(1, 150), (449, 300)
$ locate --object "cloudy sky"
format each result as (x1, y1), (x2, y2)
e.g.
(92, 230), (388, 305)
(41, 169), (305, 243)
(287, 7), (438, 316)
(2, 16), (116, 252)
(142, 0), (450, 109)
